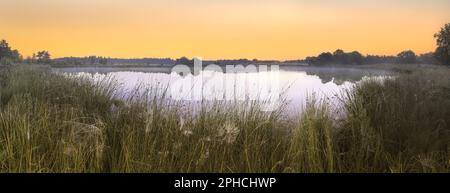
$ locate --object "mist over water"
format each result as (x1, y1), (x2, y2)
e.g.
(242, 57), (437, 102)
(54, 66), (392, 113)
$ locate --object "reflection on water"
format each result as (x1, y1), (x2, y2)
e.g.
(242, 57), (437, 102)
(54, 66), (391, 112)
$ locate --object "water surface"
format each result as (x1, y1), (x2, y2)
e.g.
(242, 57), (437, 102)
(54, 66), (391, 112)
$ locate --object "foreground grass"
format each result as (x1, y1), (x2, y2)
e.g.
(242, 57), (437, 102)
(0, 65), (448, 173)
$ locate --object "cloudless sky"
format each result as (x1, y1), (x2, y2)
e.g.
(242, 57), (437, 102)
(1, 0), (449, 60)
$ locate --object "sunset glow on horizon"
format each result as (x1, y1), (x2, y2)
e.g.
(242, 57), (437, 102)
(1, 0), (449, 60)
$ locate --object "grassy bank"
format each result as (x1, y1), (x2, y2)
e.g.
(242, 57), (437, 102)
(0, 65), (448, 173)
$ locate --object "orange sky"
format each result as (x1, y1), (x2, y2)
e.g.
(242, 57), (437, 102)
(0, 0), (449, 60)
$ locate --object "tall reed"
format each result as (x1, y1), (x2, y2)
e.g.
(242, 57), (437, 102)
(0, 65), (448, 173)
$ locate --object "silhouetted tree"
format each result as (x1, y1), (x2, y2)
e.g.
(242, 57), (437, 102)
(434, 23), (450, 65)
(397, 50), (417, 64)
(99, 57), (108, 65)
(35, 51), (51, 63)
(348, 51), (364, 65)
(333, 49), (347, 64)
(333, 49), (345, 56)
(176, 57), (194, 65)
(317, 52), (333, 65)
(0, 39), (21, 62)
(88, 56), (97, 64)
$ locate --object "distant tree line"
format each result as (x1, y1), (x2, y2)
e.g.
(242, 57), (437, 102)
(207, 59), (279, 65)
(47, 56), (268, 66)
(1, 23), (449, 66)
(305, 50), (365, 65)
(53, 56), (176, 66)
(53, 56), (108, 65)
(304, 49), (438, 65)
(174, 57), (281, 66)
(304, 23), (449, 66)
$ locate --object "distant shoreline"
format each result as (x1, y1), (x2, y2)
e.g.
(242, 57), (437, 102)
(50, 63), (441, 73)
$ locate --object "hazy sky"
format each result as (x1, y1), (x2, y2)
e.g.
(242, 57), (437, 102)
(1, 0), (449, 60)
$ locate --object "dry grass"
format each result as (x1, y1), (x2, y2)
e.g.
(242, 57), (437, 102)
(0, 65), (448, 173)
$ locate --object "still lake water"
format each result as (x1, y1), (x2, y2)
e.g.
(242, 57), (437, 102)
(53, 66), (392, 113)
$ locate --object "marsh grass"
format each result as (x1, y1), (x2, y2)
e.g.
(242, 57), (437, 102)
(286, 97), (336, 172)
(341, 69), (450, 172)
(0, 65), (448, 173)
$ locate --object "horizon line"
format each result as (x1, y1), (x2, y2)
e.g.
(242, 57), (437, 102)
(50, 50), (435, 62)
